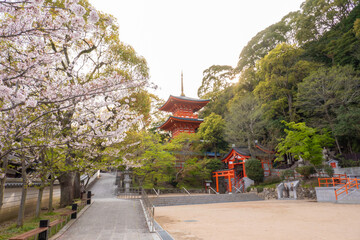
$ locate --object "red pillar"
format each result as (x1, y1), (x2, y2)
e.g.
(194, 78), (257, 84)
(216, 174), (219, 193)
(243, 162), (247, 177)
(228, 173), (232, 193)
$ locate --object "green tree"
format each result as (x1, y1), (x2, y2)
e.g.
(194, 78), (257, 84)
(198, 65), (234, 100)
(245, 158), (264, 184)
(276, 121), (334, 165)
(297, 65), (360, 153)
(225, 93), (264, 154)
(132, 132), (176, 187)
(198, 113), (227, 158)
(254, 43), (317, 122)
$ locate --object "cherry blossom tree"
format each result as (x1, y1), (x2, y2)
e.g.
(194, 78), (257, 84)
(0, 0), (150, 218)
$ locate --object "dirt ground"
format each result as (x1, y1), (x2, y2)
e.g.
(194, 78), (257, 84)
(155, 200), (360, 240)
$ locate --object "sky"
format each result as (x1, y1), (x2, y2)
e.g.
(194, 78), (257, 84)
(89, 0), (305, 100)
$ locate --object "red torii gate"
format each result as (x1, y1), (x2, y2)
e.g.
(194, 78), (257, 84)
(212, 145), (275, 193)
(212, 148), (250, 193)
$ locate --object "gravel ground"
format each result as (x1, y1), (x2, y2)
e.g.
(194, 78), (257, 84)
(155, 200), (360, 240)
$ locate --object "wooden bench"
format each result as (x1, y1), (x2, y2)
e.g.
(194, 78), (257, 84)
(49, 219), (64, 233)
(60, 210), (76, 217)
(9, 227), (48, 240)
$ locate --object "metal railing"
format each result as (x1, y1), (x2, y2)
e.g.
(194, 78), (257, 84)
(318, 174), (348, 187)
(335, 178), (360, 200)
(117, 187), (141, 199)
(140, 188), (155, 232)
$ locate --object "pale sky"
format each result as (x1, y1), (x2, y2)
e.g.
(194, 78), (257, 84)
(89, 0), (305, 100)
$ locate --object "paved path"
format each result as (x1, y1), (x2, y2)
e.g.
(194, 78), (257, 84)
(58, 172), (157, 240)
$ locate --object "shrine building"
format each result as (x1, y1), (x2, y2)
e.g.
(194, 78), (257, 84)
(212, 143), (274, 193)
(158, 73), (209, 138)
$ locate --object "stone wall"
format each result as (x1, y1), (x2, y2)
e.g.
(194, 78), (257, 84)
(250, 186), (317, 200)
(334, 167), (360, 177)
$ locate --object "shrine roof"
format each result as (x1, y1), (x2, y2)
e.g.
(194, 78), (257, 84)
(222, 147), (268, 161)
(157, 116), (204, 130)
(255, 142), (275, 154)
(159, 95), (210, 112)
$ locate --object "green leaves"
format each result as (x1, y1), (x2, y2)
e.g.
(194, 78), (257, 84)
(276, 121), (334, 165)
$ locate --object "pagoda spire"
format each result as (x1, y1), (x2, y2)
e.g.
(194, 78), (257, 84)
(180, 70), (185, 97)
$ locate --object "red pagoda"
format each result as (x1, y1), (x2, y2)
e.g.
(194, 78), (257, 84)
(158, 72), (209, 138)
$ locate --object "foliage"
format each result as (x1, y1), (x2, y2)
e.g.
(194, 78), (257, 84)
(254, 43), (317, 121)
(295, 165), (316, 179)
(276, 121), (334, 165)
(198, 113), (227, 155)
(245, 158), (264, 184)
(323, 164), (334, 177)
(280, 169), (295, 180)
(225, 93), (264, 153)
(198, 65), (234, 99)
(199, 86), (235, 119)
(132, 132), (175, 187)
(297, 65), (360, 153)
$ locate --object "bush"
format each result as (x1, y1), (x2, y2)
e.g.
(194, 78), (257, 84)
(246, 186), (251, 192)
(256, 186), (264, 193)
(264, 175), (282, 185)
(245, 158), (264, 184)
(323, 164), (334, 177)
(295, 165), (316, 179)
(280, 169), (294, 180)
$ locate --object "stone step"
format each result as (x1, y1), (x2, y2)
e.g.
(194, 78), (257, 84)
(150, 193), (263, 207)
(337, 189), (360, 204)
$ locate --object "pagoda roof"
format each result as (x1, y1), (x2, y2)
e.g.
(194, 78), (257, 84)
(159, 95), (210, 112)
(158, 116), (203, 131)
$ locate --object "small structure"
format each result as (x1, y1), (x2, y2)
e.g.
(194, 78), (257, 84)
(212, 144), (275, 193)
(277, 180), (300, 199)
(327, 159), (339, 169)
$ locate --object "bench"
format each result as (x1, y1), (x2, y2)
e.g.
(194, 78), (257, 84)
(9, 227), (48, 240)
(10, 218), (66, 240)
(49, 219), (64, 233)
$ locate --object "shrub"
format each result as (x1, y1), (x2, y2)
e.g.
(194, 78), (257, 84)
(280, 169), (294, 180)
(245, 158), (264, 184)
(246, 186), (251, 192)
(256, 186), (264, 193)
(323, 164), (334, 177)
(264, 175), (281, 185)
(295, 165), (316, 179)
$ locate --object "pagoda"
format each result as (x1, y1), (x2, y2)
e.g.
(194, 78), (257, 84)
(158, 72), (209, 138)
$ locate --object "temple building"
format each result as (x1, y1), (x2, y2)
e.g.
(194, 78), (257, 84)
(212, 143), (275, 193)
(158, 72), (209, 138)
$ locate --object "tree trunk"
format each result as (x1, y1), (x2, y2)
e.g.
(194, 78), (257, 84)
(0, 155), (8, 209)
(59, 172), (75, 207)
(35, 182), (45, 218)
(17, 159), (27, 227)
(48, 177), (54, 212)
(324, 107), (342, 154)
(73, 172), (81, 199)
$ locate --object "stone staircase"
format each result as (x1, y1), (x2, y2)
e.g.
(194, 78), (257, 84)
(337, 188), (360, 204)
(150, 193), (263, 207)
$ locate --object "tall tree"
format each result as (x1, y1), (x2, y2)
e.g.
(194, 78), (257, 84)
(198, 65), (234, 99)
(276, 121), (334, 166)
(225, 93), (264, 154)
(297, 65), (360, 153)
(198, 113), (227, 158)
(254, 43), (317, 122)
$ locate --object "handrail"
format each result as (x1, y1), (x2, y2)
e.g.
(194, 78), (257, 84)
(209, 186), (219, 194)
(335, 178), (359, 200)
(140, 188), (155, 232)
(183, 187), (191, 195)
(152, 188), (160, 196)
(318, 176), (348, 187)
